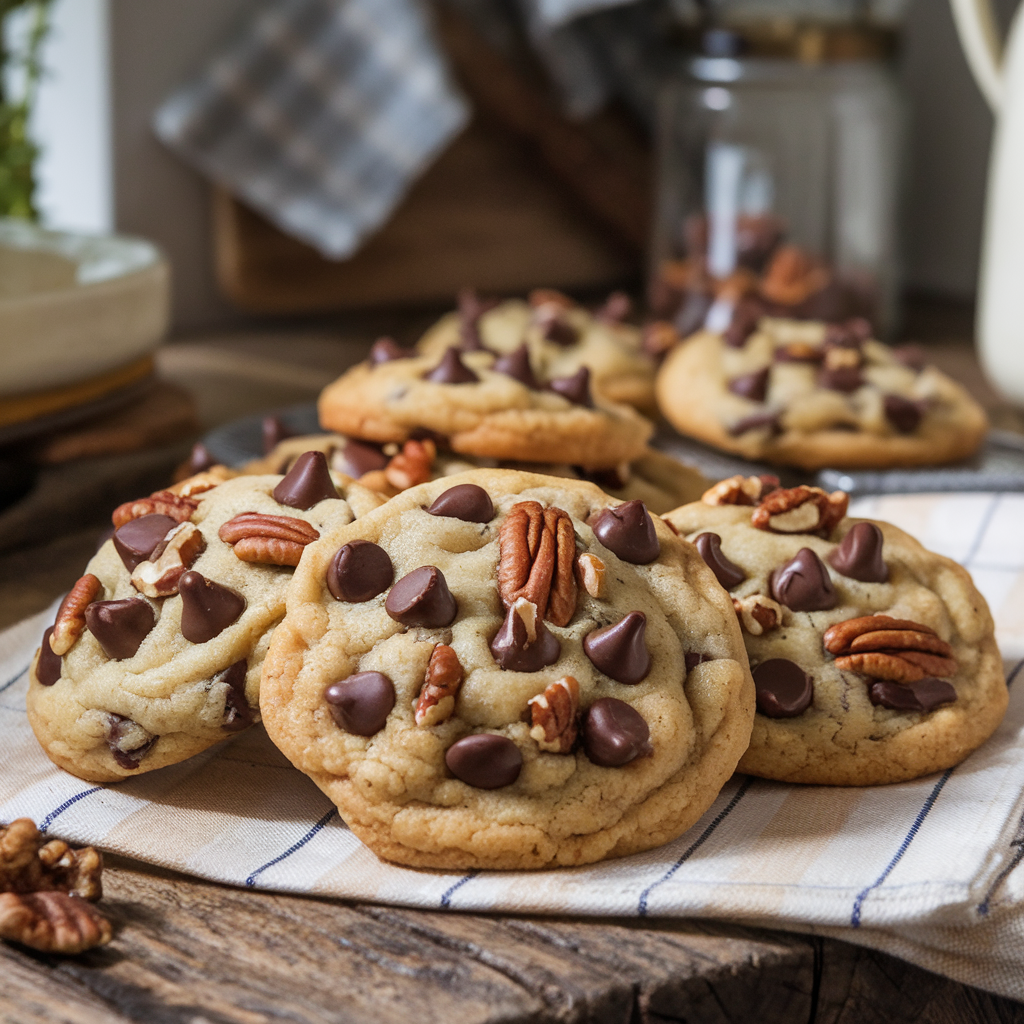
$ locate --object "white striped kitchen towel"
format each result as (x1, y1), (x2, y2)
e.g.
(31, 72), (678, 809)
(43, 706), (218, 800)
(2, 492), (1024, 1000)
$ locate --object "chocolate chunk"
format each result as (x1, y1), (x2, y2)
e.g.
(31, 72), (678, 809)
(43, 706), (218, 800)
(817, 366), (864, 392)
(724, 298), (766, 347)
(549, 367), (593, 407)
(892, 344), (927, 372)
(368, 336), (415, 365)
(335, 439), (388, 478)
(728, 411), (781, 436)
(583, 698), (653, 767)
(36, 626), (62, 686)
(685, 652), (712, 671)
(325, 671), (396, 735)
(868, 677), (957, 713)
(220, 660), (255, 732)
(542, 316), (578, 347)
(591, 500), (660, 564)
(113, 514), (177, 571)
(597, 291), (631, 323)
(327, 540), (394, 602)
(693, 532), (745, 589)
(84, 599), (156, 660)
(262, 416), (294, 455)
(105, 714), (156, 770)
(883, 395), (924, 434)
(490, 603), (561, 671)
(185, 442), (217, 475)
(273, 450), (339, 509)
(583, 611), (651, 685)
(424, 347), (479, 384)
(770, 548), (838, 612)
(828, 522), (888, 583)
(445, 734), (522, 789)
(178, 571), (246, 644)
(385, 566), (457, 627)
(728, 367), (770, 402)
(753, 659), (813, 718)
(426, 483), (494, 523)
(824, 317), (871, 349)
(493, 344), (540, 389)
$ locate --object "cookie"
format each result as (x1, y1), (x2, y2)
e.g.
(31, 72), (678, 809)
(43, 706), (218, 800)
(248, 431), (709, 515)
(656, 317), (989, 469)
(260, 469), (754, 870)
(415, 289), (657, 412)
(27, 455), (382, 783)
(664, 477), (1007, 785)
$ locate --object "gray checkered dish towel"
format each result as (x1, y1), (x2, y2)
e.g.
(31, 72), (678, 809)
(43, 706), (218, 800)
(154, 0), (469, 259)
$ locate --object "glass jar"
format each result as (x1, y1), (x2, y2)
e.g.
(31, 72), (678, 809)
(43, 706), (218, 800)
(650, 29), (905, 338)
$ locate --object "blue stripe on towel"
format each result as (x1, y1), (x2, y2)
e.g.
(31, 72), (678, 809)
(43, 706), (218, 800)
(440, 872), (478, 908)
(638, 775), (755, 917)
(245, 808), (337, 887)
(0, 663), (28, 696)
(38, 787), (102, 833)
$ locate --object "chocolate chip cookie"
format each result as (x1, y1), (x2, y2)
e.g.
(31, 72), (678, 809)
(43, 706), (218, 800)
(656, 317), (988, 469)
(664, 478), (1007, 785)
(260, 469), (754, 870)
(27, 455), (382, 783)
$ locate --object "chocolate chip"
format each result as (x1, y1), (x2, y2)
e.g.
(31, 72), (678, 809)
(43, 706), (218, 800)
(591, 500), (660, 564)
(493, 344), (540, 389)
(868, 677), (957, 713)
(273, 450), (339, 509)
(728, 367), (770, 402)
(327, 540), (394, 602)
(426, 483), (494, 523)
(685, 652), (712, 671)
(728, 411), (781, 436)
(424, 347), (480, 384)
(693, 532), (745, 589)
(883, 395), (924, 434)
(84, 599), (156, 660)
(892, 344), (927, 372)
(185, 442), (217, 475)
(724, 298), (765, 347)
(335, 439), (388, 478)
(583, 698), (652, 767)
(752, 659), (813, 717)
(549, 367), (593, 407)
(385, 566), (457, 627)
(828, 522), (888, 583)
(457, 288), (496, 351)
(583, 611), (651, 685)
(817, 366), (864, 392)
(262, 416), (294, 455)
(36, 626), (62, 686)
(325, 671), (396, 735)
(490, 604), (561, 671)
(105, 714), (156, 770)
(220, 660), (254, 732)
(445, 734), (522, 788)
(542, 316), (578, 347)
(113, 514), (177, 571)
(178, 571), (246, 644)
(770, 548), (838, 612)
(368, 336), (415, 365)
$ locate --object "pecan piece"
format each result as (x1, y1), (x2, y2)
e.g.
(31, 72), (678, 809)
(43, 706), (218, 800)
(167, 466), (234, 498)
(1, 819), (103, 901)
(835, 652), (925, 683)
(826, 614), (957, 681)
(528, 288), (574, 311)
(823, 614), (937, 655)
(751, 485), (848, 537)
(50, 574), (102, 655)
(527, 675), (580, 753)
(498, 501), (577, 626)
(384, 439), (436, 491)
(112, 490), (198, 528)
(702, 474), (781, 507)
(760, 245), (830, 306)
(576, 552), (606, 599)
(415, 643), (463, 727)
(131, 522), (206, 597)
(848, 629), (953, 659)
(642, 321), (680, 358)
(0, 891), (112, 954)
(219, 512), (320, 567)
(733, 594), (783, 635)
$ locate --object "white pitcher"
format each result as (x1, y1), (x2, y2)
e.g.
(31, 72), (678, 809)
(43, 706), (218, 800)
(951, 0), (1024, 404)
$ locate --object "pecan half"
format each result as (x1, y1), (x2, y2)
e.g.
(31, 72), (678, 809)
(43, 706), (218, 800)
(751, 485), (848, 537)
(823, 614), (937, 655)
(760, 245), (830, 306)
(415, 643), (463, 727)
(527, 675), (580, 754)
(0, 891), (112, 954)
(167, 466), (234, 498)
(112, 490), (198, 528)
(131, 522), (206, 597)
(385, 439), (436, 491)
(576, 552), (606, 599)
(50, 574), (102, 655)
(1, 819), (102, 900)
(219, 512), (320, 567)
(733, 594), (783, 635)
(702, 474), (781, 507)
(498, 501), (577, 626)
(825, 614), (957, 681)
(834, 652), (926, 683)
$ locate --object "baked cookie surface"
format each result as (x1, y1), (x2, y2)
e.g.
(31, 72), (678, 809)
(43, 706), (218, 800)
(656, 318), (988, 470)
(27, 457), (381, 783)
(665, 478), (1007, 785)
(260, 469), (754, 870)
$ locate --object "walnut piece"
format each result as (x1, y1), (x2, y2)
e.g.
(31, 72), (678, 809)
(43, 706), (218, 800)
(112, 490), (198, 528)
(823, 614), (957, 682)
(131, 522), (206, 597)
(0, 819), (102, 901)
(0, 891), (112, 954)
(415, 643), (463, 727)
(219, 512), (320, 567)
(50, 574), (102, 655)
(701, 474), (780, 507)
(733, 594), (783, 635)
(751, 485), (848, 538)
(576, 552), (606, 599)
(498, 501), (578, 626)
(527, 676), (580, 753)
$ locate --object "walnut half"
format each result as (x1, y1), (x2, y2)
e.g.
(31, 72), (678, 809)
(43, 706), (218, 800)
(0, 891), (112, 954)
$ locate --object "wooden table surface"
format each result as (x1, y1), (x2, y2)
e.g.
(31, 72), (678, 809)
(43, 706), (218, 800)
(3, 312), (1023, 1024)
